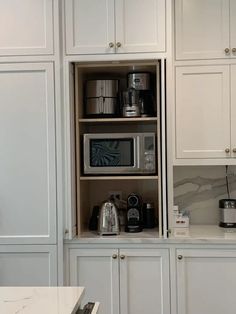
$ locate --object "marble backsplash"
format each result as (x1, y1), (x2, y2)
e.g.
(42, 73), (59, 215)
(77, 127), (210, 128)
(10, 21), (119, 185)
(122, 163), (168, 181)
(173, 166), (236, 225)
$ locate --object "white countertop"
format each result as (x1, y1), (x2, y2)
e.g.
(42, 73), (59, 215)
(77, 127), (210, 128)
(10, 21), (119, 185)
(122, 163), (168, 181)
(65, 225), (236, 244)
(0, 287), (84, 314)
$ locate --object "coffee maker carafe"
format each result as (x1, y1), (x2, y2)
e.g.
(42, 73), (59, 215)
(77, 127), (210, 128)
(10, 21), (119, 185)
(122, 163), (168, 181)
(121, 88), (141, 117)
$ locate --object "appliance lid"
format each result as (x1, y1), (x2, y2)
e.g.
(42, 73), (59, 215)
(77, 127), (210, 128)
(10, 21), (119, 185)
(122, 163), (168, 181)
(86, 79), (119, 98)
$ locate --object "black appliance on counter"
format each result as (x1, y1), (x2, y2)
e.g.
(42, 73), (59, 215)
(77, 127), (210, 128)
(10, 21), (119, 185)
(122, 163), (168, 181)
(125, 193), (143, 233)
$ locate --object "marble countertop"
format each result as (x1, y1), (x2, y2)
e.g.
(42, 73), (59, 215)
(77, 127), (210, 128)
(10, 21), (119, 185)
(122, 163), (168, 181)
(0, 287), (85, 314)
(65, 225), (236, 244)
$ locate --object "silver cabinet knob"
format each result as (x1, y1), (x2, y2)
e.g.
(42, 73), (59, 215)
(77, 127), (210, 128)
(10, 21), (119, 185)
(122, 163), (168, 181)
(178, 255), (183, 260)
(225, 148), (230, 153)
(116, 42), (122, 48)
(232, 48), (236, 53)
(120, 254), (125, 260)
(109, 42), (114, 48)
(232, 148), (236, 153)
(225, 48), (230, 54)
(112, 254), (118, 259)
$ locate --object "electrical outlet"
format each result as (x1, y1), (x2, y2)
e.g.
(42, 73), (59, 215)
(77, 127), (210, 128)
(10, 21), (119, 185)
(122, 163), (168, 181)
(108, 191), (122, 201)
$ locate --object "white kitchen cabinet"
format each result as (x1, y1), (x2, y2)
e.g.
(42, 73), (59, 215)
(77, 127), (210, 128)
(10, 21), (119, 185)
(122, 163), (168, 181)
(0, 245), (57, 286)
(231, 65), (236, 156)
(119, 249), (170, 314)
(175, 65), (231, 159)
(0, 63), (57, 244)
(0, 0), (54, 55)
(175, 0), (236, 60)
(66, 247), (170, 314)
(64, 0), (166, 55)
(175, 64), (236, 162)
(68, 248), (120, 314)
(176, 249), (236, 314)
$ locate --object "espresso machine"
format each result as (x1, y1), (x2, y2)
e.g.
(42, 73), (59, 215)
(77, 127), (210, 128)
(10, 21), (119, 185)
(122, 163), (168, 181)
(125, 193), (143, 233)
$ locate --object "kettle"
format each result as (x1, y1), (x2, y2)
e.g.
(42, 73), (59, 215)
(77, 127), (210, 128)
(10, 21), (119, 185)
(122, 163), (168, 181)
(98, 199), (120, 235)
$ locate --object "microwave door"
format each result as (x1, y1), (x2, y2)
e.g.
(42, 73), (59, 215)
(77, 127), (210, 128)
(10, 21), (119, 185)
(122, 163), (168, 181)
(84, 136), (139, 174)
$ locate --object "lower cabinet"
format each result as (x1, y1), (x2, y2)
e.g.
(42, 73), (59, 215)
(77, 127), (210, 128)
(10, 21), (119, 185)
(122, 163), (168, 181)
(67, 247), (170, 314)
(0, 245), (57, 286)
(176, 249), (236, 314)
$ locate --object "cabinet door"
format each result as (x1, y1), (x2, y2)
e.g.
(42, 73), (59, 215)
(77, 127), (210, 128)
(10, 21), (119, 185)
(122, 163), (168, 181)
(0, 0), (53, 55)
(0, 63), (56, 244)
(230, 0), (236, 57)
(175, 65), (230, 159)
(176, 249), (236, 314)
(115, 0), (165, 53)
(65, 0), (115, 54)
(231, 65), (236, 155)
(68, 248), (119, 314)
(0, 245), (57, 286)
(175, 0), (229, 60)
(119, 249), (170, 314)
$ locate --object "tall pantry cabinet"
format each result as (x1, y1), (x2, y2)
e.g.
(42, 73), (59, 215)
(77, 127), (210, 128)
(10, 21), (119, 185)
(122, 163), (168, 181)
(0, 0), (60, 285)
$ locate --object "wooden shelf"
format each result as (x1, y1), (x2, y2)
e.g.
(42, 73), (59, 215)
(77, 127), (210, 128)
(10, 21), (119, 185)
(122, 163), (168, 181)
(79, 117), (158, 123)
(80, 175), (158, 181)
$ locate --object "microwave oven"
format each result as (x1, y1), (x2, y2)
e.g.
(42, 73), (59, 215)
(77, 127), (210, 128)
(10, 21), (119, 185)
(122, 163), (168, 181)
(83, 133), (156, 175)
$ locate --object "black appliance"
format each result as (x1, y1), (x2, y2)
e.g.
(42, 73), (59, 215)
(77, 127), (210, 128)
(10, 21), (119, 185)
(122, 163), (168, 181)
(142, 202), (156, 229)
(125, 193), (143, 233)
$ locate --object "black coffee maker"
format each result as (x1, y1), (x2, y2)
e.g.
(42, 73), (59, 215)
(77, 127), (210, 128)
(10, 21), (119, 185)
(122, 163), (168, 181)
(125, 193), (143, 233)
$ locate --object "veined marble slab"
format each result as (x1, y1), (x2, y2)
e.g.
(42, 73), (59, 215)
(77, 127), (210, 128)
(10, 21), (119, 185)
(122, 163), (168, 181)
(0, 287), (84, 314)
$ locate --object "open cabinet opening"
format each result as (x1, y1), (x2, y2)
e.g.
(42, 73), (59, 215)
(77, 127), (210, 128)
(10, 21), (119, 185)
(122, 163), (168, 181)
(67, 60), (166, 239)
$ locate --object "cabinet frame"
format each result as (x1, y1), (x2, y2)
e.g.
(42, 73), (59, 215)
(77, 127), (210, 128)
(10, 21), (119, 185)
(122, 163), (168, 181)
(62, 59), (168, 239)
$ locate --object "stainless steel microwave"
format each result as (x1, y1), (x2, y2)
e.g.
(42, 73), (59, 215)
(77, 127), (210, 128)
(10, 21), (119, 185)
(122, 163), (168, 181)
(83, 133), (156, 175)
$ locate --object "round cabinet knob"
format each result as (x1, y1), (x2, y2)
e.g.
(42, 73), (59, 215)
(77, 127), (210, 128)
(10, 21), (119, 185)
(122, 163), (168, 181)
(120, 254), (125, 260)
(177, 255), (183, 260)
(116, 42), (122, 48)
(232, 48), (236, 53)
(225, 48), (230, 54)
(109, 42), (114, 48)
(225, 148), (230, 153)
(233, 148), (236, 153)
(112, 254), (118, 259)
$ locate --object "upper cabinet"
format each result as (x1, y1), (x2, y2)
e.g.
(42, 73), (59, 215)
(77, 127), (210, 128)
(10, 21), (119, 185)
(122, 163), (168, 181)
(175, 64), (236, 163)
(175, 0), (236, 60)
(64, 0), (166, 55)
(175, 65), (231, 160)
(0, 0), (54, 56)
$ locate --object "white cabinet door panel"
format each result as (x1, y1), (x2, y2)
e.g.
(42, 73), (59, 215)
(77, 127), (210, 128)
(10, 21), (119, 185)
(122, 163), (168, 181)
(175, 66), (230, 158)
(175, 0), (229, 60)
(68, 248), (119, 314)
(0, 0), (53, 55)
(0, 63), (56, 244)
(230, 0), (236, 57)
(0, 245), (57, 286)
(119, 249), (170, 314)
(65, 0), (115, 54)
(115, 0), (165, 53)
(176, 249), (236, 314)
(231, 65), (236, 155)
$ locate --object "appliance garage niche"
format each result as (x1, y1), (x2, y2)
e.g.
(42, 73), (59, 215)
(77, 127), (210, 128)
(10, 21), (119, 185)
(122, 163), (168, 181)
(69, 60), (166, 239)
